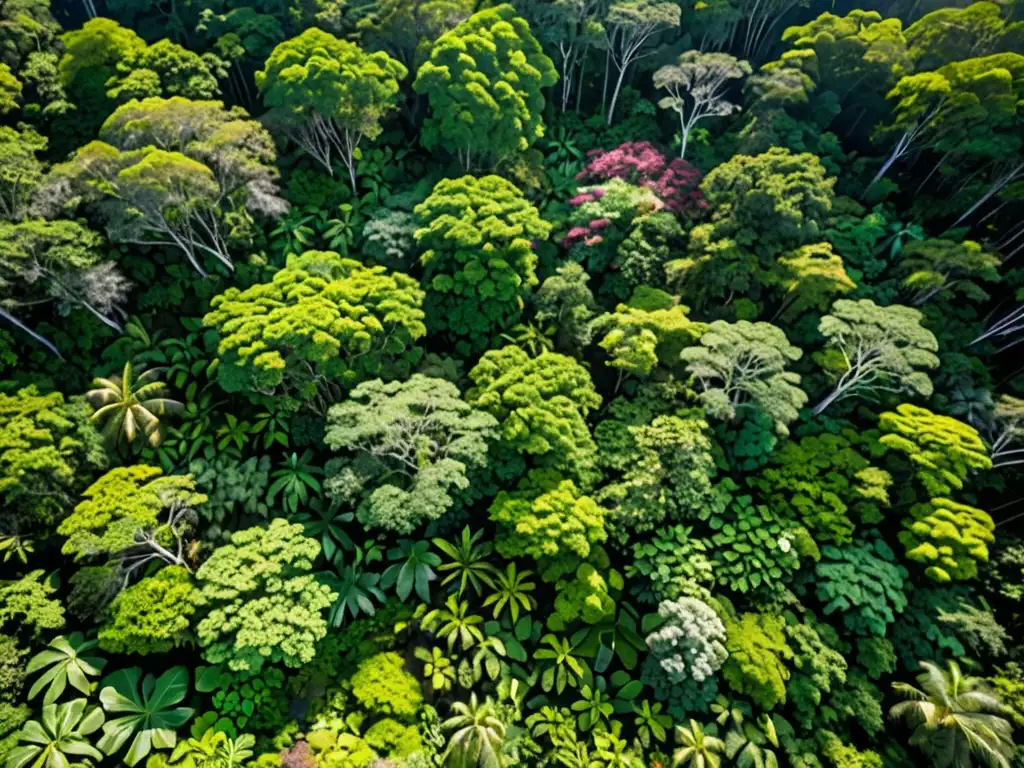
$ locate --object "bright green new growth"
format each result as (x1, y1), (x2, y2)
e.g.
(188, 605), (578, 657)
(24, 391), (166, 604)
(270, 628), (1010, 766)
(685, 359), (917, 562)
(256, 29), (407, 191)
(645, 598), (728, 684)
(901, 498), (995, 582)
(898, 238), (1000, 306)
(0, 572), (65, 638)
(489, 468), (607, 581)
(324, 374), (498, 534)
(193, 519), (336, 674)
(57, 465), (205, 565)
(415, 175), (551, 348)
(203, 250), (426, 408)
(814, 300), (939, 414)
(98, 566), (196, 655)
(349, 652), (423, 720)
(468, 346), (602, 488)
(816, 538), (909, 637)
(680, 319), (807, 436)
(0, 386), (105, 535)
(593, 289), (706, 378)
(722, 612), (793, 711)
(879, 404), (993, 497)
(413, 4), (557, 169)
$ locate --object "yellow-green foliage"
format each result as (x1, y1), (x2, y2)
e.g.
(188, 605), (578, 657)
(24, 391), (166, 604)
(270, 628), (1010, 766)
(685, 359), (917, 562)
(348, 652), (423, 720)
(98, 566), (196, 655)
(363, 717), (422, 758)
(900, 498), (995, 582)
(489, 468), (607, 580)
(58, 466), (205, 559)
(879, 404), (992, 497)
(204, 250), (426, 401)
(723, 612), (793, 710)
(194, 519), (335, 674)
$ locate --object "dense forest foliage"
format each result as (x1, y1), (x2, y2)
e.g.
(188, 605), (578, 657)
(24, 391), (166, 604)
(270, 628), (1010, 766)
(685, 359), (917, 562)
(2, 0), (1024, 766)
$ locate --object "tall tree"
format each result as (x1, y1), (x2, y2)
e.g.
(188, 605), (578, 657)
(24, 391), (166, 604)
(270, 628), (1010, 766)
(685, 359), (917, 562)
(42, 97), (287, 276)
(603, 0), (681, 125)
(257, 29), (407, 192)
(653, 51), (751, 158)
(813, 299), (939, 415)
(413, 4), (557, 170)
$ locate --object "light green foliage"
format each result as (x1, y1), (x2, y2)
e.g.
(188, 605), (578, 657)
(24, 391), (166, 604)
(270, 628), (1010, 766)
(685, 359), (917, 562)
(489, 469), (606, 581)
(0, 218), (129, 330)
(25, 633), (105, 707)
(900, 498), (995, 582)
(785, 616), (847, 731)
(98, 566), (196, 655)
(770, 242), (856, 320)
(681, 320), (806, 436)
(709, 494), (804, 595)
(898, 239), (1000, 306)
(554, 559), (617, 625)
(0, 635), (25, 704)
(645, 598), (727, 685)
(349, 652), (423, 720)
(44, 96), (285, 274)
(440, 693), (506, 768)
(58, 465), (205, 562)
(904, 2), (1020, 71)
(722, 612), (793, 711)
(203, 250), (426, 406)
(415, 175), (550, 346)
(194, 519), (336, 673)
(325, 374), (497, 534)
(750, 429), (891, 544)
(597, 405), (719, 542)
(467, 346), (602, 487)
(256, 29), (406, 189)
(814, 300), (939, 414)
(305, 731), (376, 768)
(593, 288), (705, 378)
(106, 38), (225, 103)
(673, 147), (835, 305)
(0, 386), (105, 535)
(413, 4), (557, 168)
(629, 524), (715, 603)
(363, 717), (422, 758)
(879, 404), (992, 498)
(534, 263), (599, 355)
(0, 124), (46, 220)
(815, 538), (909, 637)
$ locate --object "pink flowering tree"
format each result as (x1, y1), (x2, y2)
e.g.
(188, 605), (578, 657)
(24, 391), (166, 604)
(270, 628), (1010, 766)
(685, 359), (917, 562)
(575, 141), (706, 217)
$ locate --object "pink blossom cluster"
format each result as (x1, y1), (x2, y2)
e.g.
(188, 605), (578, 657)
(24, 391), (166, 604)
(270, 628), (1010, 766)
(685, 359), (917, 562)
(561, 217), (609, 248)
(575, 141), (706, 218)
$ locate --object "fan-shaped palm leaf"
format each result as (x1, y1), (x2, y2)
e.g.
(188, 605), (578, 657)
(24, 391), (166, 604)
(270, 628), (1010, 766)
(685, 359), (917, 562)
(88, 362), (182, 449)
(441, 694), (506, 768)
(889, 660), (1015, 768)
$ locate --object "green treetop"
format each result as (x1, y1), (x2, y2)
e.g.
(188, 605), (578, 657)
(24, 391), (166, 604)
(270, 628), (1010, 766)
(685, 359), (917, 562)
(416, 175), (551, 351)
(722, 611), (793, 711)
(42, 96), (286, 276)
(879, 403), (992, 498)
(680, 319), (807, 436)
(673, 148), (836, 309)
(193, 519), (336, 674)
(900, 498), (995, 583)
(904, 1), (1024, 72)
(897, 239), (1000, 307)
(813, 300), (939, 415)
(98, 566), (196, 655)
(467, 346), (602, 489)
(257, 29), (407, 192)
(413, 4), (557, 170)
(0, 386), (106, 538)
(58, 465), (206, 578)
(324, 375), (498, 534)
(592, 287), (706, 384)
(489, 468), (607, 582)
(203, 250), (426, 411)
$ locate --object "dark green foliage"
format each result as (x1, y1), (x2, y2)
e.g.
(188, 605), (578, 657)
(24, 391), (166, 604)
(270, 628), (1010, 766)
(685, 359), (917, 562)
(815, 538), (909, 637)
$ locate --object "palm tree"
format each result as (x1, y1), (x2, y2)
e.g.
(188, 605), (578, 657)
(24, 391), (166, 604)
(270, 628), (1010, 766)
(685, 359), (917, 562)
(672, 720), (726, 768)
(441, 694), (506, 768)
(87, 362), (182, 449)
(889, 660), (1015, 768)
